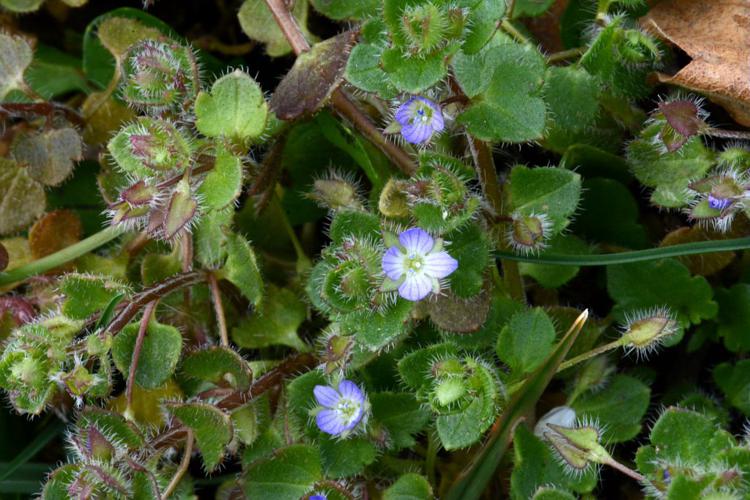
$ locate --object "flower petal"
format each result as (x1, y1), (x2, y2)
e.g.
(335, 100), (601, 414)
(423, 251), (458, 279)
(382, 246), (406, 280)
(431, 106), (445, 132)
(338, 380), (365, 404)
(399, 227), (434, 256)
(342, 404), (364, 431)
(398, 272), (433, 301)
(395, 97), (416, 126)
(313, 385), (340, 408)
(316, 409), (346, 435)
(401, 122), (433, 144)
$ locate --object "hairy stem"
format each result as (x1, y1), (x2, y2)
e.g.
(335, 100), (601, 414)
(467, 136), (526, 303)
(261, 0), (417, 176)
(703, 127), (750, 141)
(425, 428), (439, 488)
(106, 271), (205, 336)
(0, 226), (125, 286)
(207, 272), (229, 347)
(546, 47), (586, 64)
(604, 457), (646, 483)
(125, 300), (158, 413)
(163, 429), (194, 498)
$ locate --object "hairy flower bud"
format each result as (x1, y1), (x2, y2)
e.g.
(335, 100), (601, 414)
(400, 3), (448, 54)
(507, 212), (552, 255)
(109, 117), (193, 176)
(122, 39), (199, 115)
(621, 307), (678, 357)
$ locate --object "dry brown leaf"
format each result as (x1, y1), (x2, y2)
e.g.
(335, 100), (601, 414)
(641, 0), (750, 125)
(659, 225), (735, 276)
(29, 210), (82, 261)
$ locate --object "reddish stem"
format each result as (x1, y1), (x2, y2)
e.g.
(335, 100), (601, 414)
(125, 300), (158, 410)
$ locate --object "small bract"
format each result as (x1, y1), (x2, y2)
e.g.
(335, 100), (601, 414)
(313, 380), (366, 437)
(395, 96), (445, 145)
(381, 227), (458, 301)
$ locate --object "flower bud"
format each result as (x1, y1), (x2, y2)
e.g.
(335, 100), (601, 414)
(433, 377), (466, 407)
(621, 307), (678, 357)
(109, 117), (193, 176)
(310, 173), (363, 212)
(400, 3), (448, 54)
(507, 212), (552, 255)
(544, 423), (611, 472)
(122, 39), (199, 115)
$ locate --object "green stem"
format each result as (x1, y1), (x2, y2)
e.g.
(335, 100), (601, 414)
(0, 226), (125, 286)
(495, 236), (750, 266)
(274, 185), (312, 273)
(425, 429), (439, 488)
(508, 338), (625, 394)
(499, 19), (530, 44)
(546, 47), (586, 64)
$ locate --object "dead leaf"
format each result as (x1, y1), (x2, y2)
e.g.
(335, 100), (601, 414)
(641, 0), (750, 126)
(659, 225), (735, 276)
(270, 31), (357, 120)
(29, 210), (82, 261)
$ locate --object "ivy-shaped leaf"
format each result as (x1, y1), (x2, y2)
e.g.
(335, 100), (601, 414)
(111, 320), (182, 389)
(166, 402), (233, 472)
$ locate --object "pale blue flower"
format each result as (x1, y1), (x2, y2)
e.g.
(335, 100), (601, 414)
(708, 194), (732, 211)
(382, 227), (458, 302)
(314, 380), (366, 436)
(395, 96), (444, 144)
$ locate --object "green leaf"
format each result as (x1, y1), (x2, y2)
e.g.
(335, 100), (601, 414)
(642, 407), (736, 465)
(519, 234), (591, 288)
(542, 65), (603, 152)
(244, 444), (322, 500)
(715, 284), (750, 352)
(221, 233), (263, 306)
(398, 343), (458, 391)
(231, 285), (307, 351)
(713, 360), (750, 416)
(497, 308), (557, 375)
(345, 43), (397, 98)
(59, 273), (128, 320)
(194, 207), (232, 268)
(436, 394), (493, 450)
(198, 147), (243, 211)
(309, 0), (379, 19)
(509, 166), (582, 234)
(513, 0), (555, 17)
(0, 158), (45, 236)
(195, 69), (268, 142)
(381, 46), (449, 94)
(462, 0), (505, 54)
(348, 299), (413, 351)
(0, 0), (44, 13)
(0, 32), (33, 99)
(456, 36), (546, 142)
(111, 320), (182, 389)
(238, 0), (315, 57)
(446, 222), (491, 298)
(180, 346), (252, 393)
(571, 374), (650, 443)
(607, 259), (717, 338)
(24, 44), (90, 99)
(320, 436), (377, 478)
(383, 473), (434, 500)
(532, 488), (576, 500)
(371, 392), (430, 450)
(166, 402), (233, 472)
(572, 178), (647, 249)
(82, 8), (172, 89)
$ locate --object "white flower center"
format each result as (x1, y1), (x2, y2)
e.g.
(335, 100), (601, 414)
(405, 254), (425, 274)
(335, 397), (360, 424)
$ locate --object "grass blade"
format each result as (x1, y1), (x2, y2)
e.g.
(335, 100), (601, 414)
(444, 310), (590, 500)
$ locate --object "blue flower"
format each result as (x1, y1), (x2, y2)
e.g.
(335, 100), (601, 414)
(382, 227), (458, 302)
(314, 380), (366, 436)
(395, 96), (444, 144)
(309, 496), (327, 500)
(708, 194), (732, 211)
